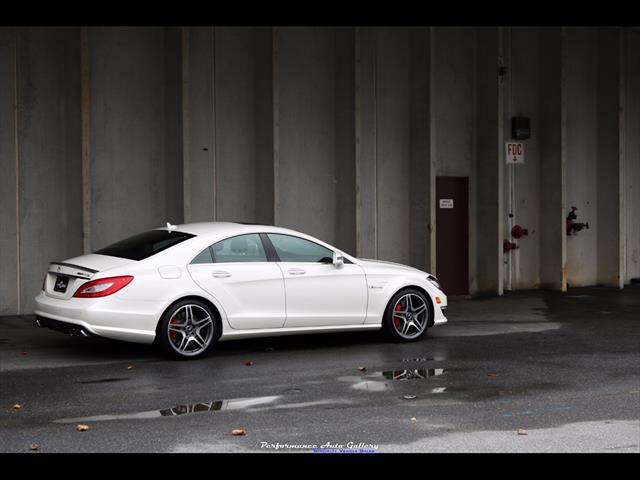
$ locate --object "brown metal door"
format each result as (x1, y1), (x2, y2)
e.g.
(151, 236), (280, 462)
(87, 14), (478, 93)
(436, 177), (469, 295)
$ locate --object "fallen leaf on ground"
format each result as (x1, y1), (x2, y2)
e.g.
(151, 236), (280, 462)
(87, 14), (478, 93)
(244, 361), (254, 366)
(358, 367), (367, 372)
(231, 429), (246, 436)
(13, 404), (21, 410)
(410, 417), (417, 423)
(516, 428), (528, 435)
(29, 444), (40, 451)
(75, 424), (90, 432)
(487, 373), (499, 378)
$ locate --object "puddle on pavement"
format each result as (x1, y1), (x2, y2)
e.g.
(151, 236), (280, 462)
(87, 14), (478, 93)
(78, 378), (128, 384)
(382, 368), (445, 380)
(53, 395), (280, 423)
(339, 368), (446, 392)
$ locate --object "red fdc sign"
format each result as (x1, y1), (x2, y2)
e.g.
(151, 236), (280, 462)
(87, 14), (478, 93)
(505, 142), (525, 164)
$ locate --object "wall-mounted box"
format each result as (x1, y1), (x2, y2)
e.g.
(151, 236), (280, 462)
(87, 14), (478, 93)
(511, 117), (531, 140)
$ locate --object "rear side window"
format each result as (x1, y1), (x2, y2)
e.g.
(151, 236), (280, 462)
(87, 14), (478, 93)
(211, 234), (268, 263)
(190, 247), (214, 264)
(95, 230), (195, 261)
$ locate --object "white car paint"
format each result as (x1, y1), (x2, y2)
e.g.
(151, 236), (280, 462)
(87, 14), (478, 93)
(33, 222), (447, 345)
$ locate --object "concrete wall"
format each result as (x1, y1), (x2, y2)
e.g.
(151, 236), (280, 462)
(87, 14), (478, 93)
(509, 27), (542, 289)
(90, 27), (178, 249)
(1, 26), (638, 315)
(539, 28), (564, 290)
(275, 27), (355, 250)
(215, 27), (274, 226)
(596, 28), (623, 287)
(564, 28), (599, 287)
(475, 27), (502, 295)
(375, 27), (411, 265)
(0, 28), (18, 315)
(625, 31), (640, 283)
(16, 27), (83, 313)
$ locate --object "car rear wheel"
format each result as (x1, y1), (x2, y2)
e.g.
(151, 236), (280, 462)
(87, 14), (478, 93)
(157, 300), (217, 359)
(383, 289), (432, 342)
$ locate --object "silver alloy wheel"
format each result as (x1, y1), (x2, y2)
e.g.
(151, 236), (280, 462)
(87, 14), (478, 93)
(392, 293), (428, 340)
(166, 304), (214, 357)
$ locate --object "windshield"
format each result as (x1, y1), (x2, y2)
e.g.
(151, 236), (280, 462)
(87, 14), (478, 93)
(95, 230), (195, 261)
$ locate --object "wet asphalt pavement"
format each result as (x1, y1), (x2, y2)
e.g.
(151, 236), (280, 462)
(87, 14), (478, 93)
(1, 286), (639, 453)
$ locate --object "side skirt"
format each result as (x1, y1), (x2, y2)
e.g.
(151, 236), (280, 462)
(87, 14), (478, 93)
(218, 324), (382, 342)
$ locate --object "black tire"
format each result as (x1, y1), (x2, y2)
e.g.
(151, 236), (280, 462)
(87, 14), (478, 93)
(382, 288), (433, 343)
(156, 299), (218, 360)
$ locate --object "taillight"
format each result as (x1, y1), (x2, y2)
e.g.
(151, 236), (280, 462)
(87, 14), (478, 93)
(73, 276), (134, 298)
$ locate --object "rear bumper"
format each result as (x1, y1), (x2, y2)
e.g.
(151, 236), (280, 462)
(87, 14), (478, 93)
(33, 292), (158, 344)
(35, 316), (94, 337)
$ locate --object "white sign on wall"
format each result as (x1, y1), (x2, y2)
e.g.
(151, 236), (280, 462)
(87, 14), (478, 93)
(439, 199), (454, 209)
(505, 142), (525, 164)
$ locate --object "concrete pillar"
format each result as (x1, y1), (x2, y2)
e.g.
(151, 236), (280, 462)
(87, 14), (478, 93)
(89, 27), (175, 248)
(539, 27), (565, 291)
(164, 27), (184, 226)
(510, 28), (543, 289)
(183, 27), (216, 223)
(214, 27), (274, 225)
(275, 27), (354, 247)
(375, 27), (411, 265)
(355, 27), (378, 259)
(408, 27), (432, 272)
(596, 28), (624, 288)
(253, 27), (275, 226)
(334, 27), (356, 254)
(624, 30), (640, 283)
(564, 28), (599, 287)
(475, 27), (503, 295)
(16, 27), (83, 312)
(0, 28), (19, 315)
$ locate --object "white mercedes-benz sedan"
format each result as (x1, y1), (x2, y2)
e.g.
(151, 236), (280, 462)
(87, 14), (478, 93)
(34, 222), (448, 359)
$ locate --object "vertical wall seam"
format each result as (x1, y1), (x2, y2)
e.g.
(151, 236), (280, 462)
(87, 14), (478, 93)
(619, 28), (626, 287)
(13, 27), (21, 314)
(496, 27), (504, 296)
(272, 27), (280, 226)
(212, 26), (217, 221)
(373, 29), (378, 259)
(429, 26), (437, 274)
(560, 27), (568, 291)
(181, 27), (191, 223)
(470, 28), (478, 295)
(354, 27), (361, 256)
(80, 27), (91, 253)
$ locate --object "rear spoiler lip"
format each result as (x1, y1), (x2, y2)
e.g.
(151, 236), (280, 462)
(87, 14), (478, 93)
(48, 262), (98, 279)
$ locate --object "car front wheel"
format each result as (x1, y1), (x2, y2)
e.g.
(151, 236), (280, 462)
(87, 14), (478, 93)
(383, 289), (432, 342)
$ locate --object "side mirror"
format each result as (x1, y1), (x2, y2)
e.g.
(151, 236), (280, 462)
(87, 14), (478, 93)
(333, 251), (344, 269)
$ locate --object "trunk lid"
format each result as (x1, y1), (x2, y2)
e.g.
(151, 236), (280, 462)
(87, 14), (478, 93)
(44, 254), (136, 300)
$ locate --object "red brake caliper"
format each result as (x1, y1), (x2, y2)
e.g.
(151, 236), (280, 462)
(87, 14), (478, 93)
(394, 302), (402, 328)
(169, 317), (178, 342)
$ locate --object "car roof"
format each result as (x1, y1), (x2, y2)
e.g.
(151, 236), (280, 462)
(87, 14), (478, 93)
(156, 221), (304, 238)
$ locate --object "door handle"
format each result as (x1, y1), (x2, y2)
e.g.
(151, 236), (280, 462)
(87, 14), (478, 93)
(211, 270), (231, 278)
(287, 268), (306, 276)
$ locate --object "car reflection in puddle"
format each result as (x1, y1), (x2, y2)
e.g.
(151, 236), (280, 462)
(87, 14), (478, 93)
(339, 368), (446, 392)
(53, 396), (280, 423)
(382, 369), (445, 381)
